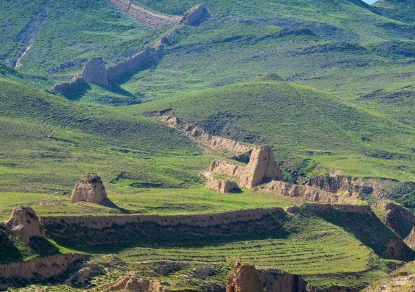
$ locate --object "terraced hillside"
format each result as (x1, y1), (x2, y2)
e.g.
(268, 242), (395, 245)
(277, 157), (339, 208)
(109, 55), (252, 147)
(1, 0), (415, 291)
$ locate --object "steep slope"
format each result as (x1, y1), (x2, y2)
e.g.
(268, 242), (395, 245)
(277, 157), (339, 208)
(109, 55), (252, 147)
(142, 81), (415, 181)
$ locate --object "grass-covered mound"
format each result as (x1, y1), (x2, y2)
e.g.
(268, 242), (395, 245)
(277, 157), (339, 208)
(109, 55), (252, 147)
(141, 81), (415, 181)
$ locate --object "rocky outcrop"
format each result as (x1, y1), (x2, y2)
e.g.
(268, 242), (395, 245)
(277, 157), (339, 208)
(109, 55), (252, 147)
(81, 58), (109, 86)
(71, 174), (110, 205)
(262, 181), (360, 204)
(0, 254), (87, 280)
(239, 145), (283, 189)
(206, 179), (240, 194)
(226, 262), (263, 292)
(40, 208), (287, 247)
(109, 0), (181, 28)
(1, 206), (45, 244)
(375, 201), (415, 239)
(405, 227), (415, 249)
(180, 5), (211, 26)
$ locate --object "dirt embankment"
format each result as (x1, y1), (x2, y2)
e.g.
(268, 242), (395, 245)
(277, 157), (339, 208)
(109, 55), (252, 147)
(40, 208), (288, 247)
(0, 254), (87, 280)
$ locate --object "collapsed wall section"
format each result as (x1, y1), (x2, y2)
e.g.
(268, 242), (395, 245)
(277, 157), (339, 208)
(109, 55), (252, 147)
(0, 254), (87, 280)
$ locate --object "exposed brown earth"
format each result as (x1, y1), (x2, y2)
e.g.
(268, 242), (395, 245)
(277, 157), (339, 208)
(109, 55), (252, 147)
(71, 174), (110, 205)
(1, 206), (45, 244)
(262, 181), (360, 204)
(109, 0), (181, 28)
(81, 58), (109, 87)
(239, 145), (283, 189)
(405, 227), (415, 249)
(0, 254), (88, 280)
(375, 201), (415, 238)
(226, 262), (359, 292)
(363, 261), (415, 292)
(100, 276), (164, 292)
(226, 262), (264, 292)
(204, 146), (282, 192)
(206, 179), (240, 194)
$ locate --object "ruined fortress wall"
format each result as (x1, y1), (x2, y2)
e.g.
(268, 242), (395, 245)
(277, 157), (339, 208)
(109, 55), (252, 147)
(109, 0), (180, 27)
(106, 47), (154, 81)
(263, 181), (360, 205)
(0, 254), (87, 280)
(40, 208), (288, 247)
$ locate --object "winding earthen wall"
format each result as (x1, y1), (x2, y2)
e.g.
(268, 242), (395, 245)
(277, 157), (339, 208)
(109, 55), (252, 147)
(109, 0), (180, 27)
(40, 208), (288, 247)
(0, 254), (87, 280)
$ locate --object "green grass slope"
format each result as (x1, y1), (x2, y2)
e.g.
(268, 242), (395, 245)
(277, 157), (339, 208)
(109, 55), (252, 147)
(0, 77), (207, 194)
(140, 81), (415, 181)
(374, 0), (415, 24)
(0, 0), (163, 83)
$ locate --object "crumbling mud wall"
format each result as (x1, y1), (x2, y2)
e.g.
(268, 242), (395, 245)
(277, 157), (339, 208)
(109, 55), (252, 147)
(262, 181), (360, 205)
(0, 254), (87, 280)
(109, 0), (181, 27)
(40, 208), (288, 247)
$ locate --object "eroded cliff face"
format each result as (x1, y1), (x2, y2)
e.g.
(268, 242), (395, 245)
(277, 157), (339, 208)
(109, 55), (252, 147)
(262, 181), (360, 205)
(1, 206), (45, 244)
(226, 263), (264, 292)
(375, 201), (415, 239)
(305, 175), (413, 201)
(0, 254), (87, 280)
(226, 263), (359, 292)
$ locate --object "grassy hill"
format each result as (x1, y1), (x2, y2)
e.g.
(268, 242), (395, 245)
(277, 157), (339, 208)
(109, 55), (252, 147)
(0, 77), (207, 194)
(374, 0), (415, 24)
(140, 81), (415, 181)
